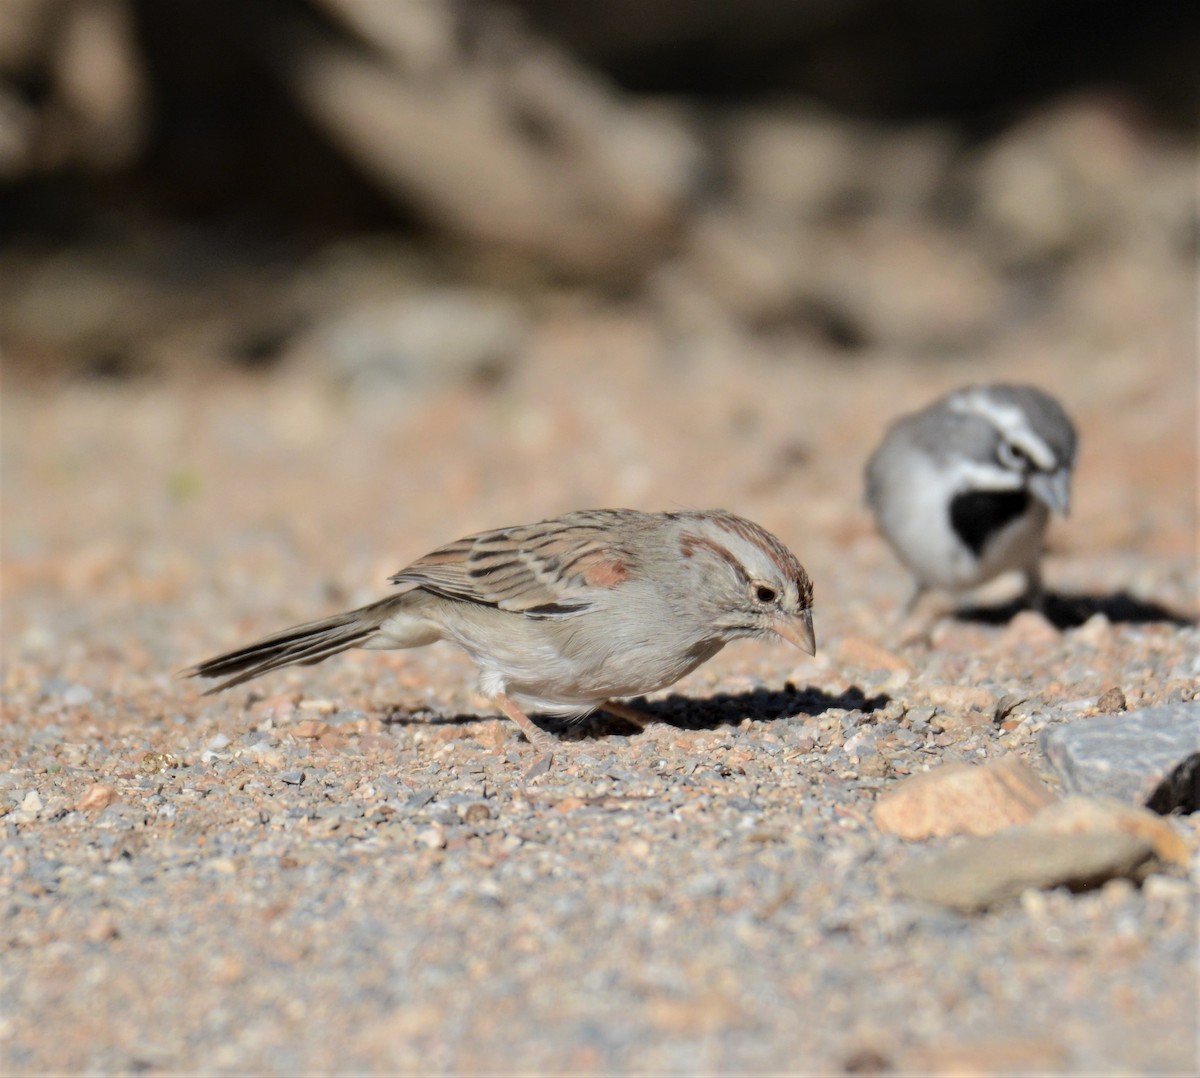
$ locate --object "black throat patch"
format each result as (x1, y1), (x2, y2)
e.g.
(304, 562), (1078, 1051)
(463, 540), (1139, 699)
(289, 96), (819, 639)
(949, 490), (1031, 555)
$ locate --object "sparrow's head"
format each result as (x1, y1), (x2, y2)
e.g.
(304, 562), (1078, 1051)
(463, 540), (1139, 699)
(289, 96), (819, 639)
(673, 511), (816, 655)
(946, 384), (1078, 515)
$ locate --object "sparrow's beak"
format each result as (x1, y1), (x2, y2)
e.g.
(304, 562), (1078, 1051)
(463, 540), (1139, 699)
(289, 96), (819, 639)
(773, 608), (816, 656)
(1029, 468), (1072, 516)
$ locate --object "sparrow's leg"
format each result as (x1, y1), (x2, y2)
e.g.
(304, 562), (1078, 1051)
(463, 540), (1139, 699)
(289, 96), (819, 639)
(1022, 564), (1047, 613)
(897, 586), (955, 646)
(494, 693), (559, 757)
(902, 583), (929, 618)
(600, 699), (654, 731)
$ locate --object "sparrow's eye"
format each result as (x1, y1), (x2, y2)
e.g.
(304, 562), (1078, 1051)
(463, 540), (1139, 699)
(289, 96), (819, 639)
(997, 441), (1032, 471)
(753, 584), (778, 604)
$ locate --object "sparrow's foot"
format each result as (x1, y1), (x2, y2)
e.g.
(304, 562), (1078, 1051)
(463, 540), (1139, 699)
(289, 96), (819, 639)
(494, 693), (560, 758)
(896, 589), (955, 647)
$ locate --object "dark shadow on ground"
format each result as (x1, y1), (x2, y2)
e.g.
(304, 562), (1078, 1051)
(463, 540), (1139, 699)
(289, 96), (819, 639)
(385, 684), (890, 741)
(955, 589), (1196, 630)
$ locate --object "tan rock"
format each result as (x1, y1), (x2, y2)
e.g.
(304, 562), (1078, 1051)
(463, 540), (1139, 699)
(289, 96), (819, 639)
(874, 755), (1057, 840)
(915, 685), (998, 711)
(292, 719), (331, 739)
(84, 910), (120, 943)
(896, 830), (1155, 912)
(1073, 612), (1114, 647)
(77, 783), (117, 812)
(1030, 795), (1190, 868)
(936, 710), (994, 736)
(1001, 609), (1060, 649)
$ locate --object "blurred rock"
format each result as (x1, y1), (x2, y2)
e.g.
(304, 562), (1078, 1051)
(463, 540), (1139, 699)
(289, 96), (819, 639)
(972, 96), (1180, 265)
(77, 784), (118, 813)
(1029, 795), (1189, 869)
(20, 790), (44, 815)
(287, 2), (701, 276)
(723, 109), (865, 222)
(313, 0), (459, 78)
(1001, 609), (1060, 649)
(0, 0), (53, 71)
(896, 829), (1155, 913)
(51, 0), (147, 171)
(0, 0), (146, 177)
(874, 755), (1056, 840)
(1041, 703), (1200, 811)
(799, 219), (1006, 353)
(723, 108), (958, 222)
(1072, 612), (1114, 648)
(299, 288), (528, 392)
(0, 87), (37, 178)
(914, 685), (997, 712)
(683, 208), (804, 327)
(679, 209), (1006, 351)
(84, 910), (121, 943)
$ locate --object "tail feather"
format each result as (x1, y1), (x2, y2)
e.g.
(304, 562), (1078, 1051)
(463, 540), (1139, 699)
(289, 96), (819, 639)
(183, 598), (399, 694)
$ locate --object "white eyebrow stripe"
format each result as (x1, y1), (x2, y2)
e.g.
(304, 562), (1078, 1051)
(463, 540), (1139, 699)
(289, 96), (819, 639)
(953, 459), (1028, 492)
(947, 389), (1057, 470)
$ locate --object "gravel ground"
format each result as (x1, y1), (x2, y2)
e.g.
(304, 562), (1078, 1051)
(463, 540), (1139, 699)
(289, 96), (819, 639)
(2, 297), (1197, 1073)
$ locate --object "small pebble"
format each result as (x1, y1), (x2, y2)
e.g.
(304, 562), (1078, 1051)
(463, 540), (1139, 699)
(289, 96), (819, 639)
(77, 784), (117, 812)
(62, 685), (94, 707)
(85, 911), (120, 943)
(417, 826), (447, 849)
(1001, 610), (1060, 649)
(1073, 613), (1114, 647)
(292, 720), (330, 739)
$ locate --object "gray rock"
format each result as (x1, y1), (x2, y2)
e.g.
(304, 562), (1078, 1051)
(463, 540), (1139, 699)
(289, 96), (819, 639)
(404, 788), (435, 810)
(896, 830), (1156, 913)
(428, 805), (460, 827)
(316, 290), (526, 392)
(314, 803), (365, 821)
(278, 770), (306, 786)
(368, 776), (400, 799)
(1041, 703), (1200, 811)
(95, 804), (146, 830)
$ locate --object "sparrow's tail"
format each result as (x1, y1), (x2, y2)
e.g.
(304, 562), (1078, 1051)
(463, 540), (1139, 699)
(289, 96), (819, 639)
(182, 596), (403, 694)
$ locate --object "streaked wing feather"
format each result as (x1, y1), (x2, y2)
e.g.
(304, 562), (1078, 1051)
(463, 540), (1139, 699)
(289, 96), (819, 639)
(389, 511), (639, 618)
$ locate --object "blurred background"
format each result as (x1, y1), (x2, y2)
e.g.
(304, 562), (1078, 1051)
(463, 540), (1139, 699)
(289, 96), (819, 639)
(0, 0), (1195, 384)
(0, 0), (1196, 649)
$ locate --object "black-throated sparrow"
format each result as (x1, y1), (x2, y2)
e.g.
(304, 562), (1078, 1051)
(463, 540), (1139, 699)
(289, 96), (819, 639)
(866, 384), (1077, 616)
